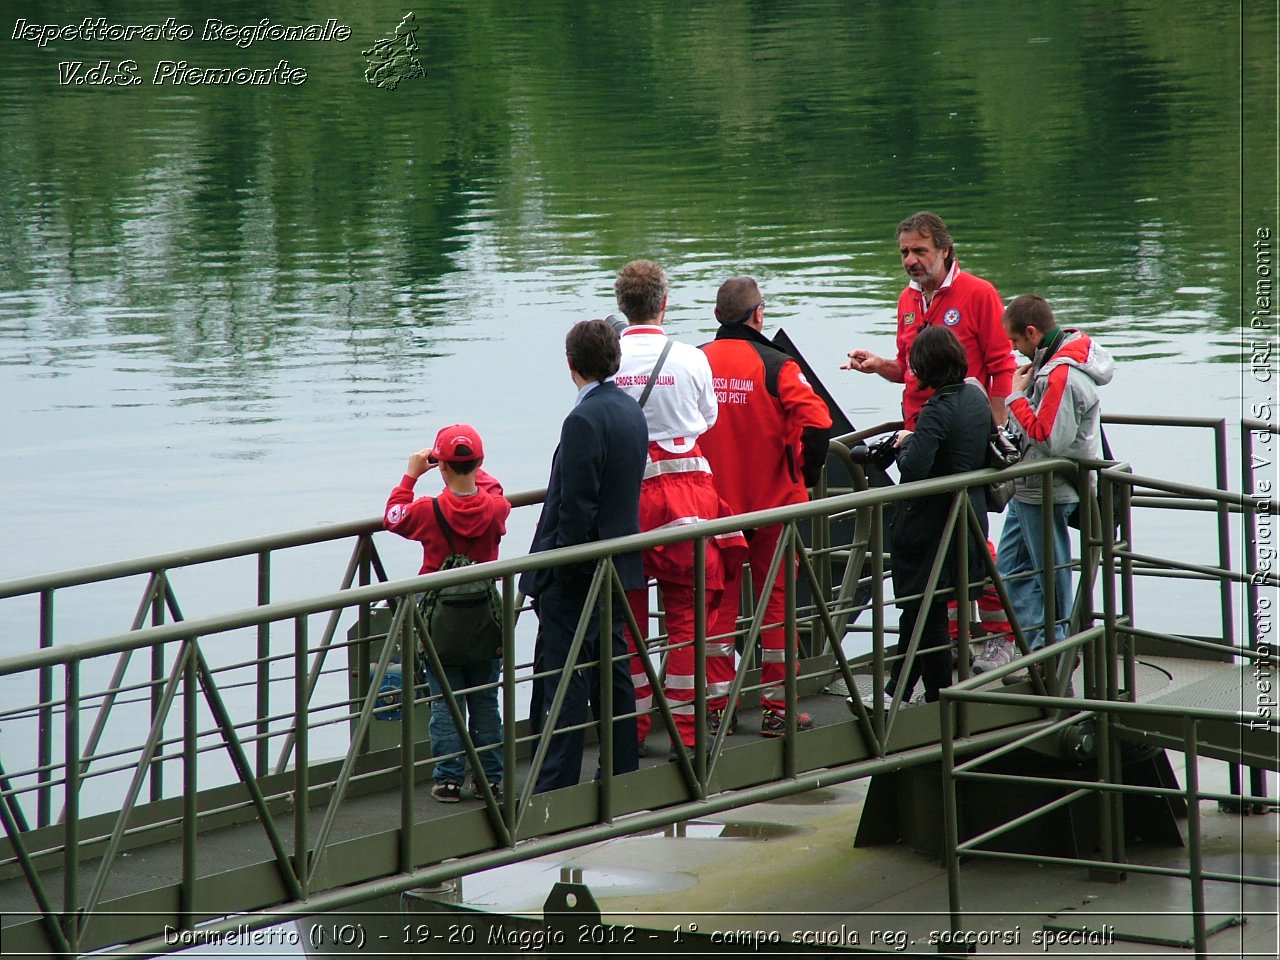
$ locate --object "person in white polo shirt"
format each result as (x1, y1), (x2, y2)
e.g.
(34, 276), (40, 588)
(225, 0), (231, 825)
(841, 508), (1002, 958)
(612, 260), (745, 758)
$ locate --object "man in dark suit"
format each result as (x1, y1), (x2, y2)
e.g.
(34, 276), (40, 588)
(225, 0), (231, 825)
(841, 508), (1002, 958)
(520, 318), (648, 793)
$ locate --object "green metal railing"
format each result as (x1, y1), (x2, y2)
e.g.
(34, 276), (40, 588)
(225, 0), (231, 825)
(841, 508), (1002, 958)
(0, 416), (1272, 956)
(938, 418), (1280, 960)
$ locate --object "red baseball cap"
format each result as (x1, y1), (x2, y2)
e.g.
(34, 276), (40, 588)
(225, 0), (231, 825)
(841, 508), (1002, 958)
(431, 424), (484, 462)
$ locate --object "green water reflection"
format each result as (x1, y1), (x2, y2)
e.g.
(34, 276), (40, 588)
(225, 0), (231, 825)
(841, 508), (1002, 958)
(0, 0), (1273, 578)
(1, 1), (1264, 369)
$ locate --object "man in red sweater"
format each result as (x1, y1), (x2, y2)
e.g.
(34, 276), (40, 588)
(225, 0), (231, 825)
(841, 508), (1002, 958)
(843, 211), (1014, 428)
(844, 213), (1017, 678)
(699, 277), (832, 737)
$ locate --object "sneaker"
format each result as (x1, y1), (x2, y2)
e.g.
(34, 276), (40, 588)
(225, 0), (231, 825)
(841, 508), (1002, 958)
(760, 708), (814, 738)
(708, 707), (737, 736)
(860, 691), (894, 710)
(637, 740), (649, 758)
(1000, 650), (1031, 685)
(469, 779), (502, 804)
(972, 638), (1015, 674)
(431, 781), (462, 803)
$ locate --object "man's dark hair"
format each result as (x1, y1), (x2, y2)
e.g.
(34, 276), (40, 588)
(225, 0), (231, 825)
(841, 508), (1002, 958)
(1003, 294), (1056, 334)
(715, 276), (762, 325)
(614, 260), (667, 323)
(566, 318), (621, 381)
(908, 324), (968, 390)
(897, 211), (955, 262)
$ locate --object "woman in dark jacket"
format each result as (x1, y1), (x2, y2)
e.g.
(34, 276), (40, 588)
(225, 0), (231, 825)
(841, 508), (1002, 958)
(883, 325), (991, 703)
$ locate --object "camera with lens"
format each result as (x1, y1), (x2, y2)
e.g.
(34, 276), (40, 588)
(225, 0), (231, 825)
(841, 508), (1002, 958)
(850, 434), (898, 471)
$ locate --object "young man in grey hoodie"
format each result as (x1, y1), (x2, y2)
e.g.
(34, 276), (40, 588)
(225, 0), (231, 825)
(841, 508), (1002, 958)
(978, 294), (1115, 674)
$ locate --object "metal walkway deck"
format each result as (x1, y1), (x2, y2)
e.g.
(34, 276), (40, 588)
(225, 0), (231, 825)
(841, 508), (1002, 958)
(0, 669), (1049, 954)
(2, 653), (1270, 957)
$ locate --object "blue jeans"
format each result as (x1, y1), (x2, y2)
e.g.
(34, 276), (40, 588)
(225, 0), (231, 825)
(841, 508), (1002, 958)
(996, 499), (1073, 650)
(423, 658), (503, 786)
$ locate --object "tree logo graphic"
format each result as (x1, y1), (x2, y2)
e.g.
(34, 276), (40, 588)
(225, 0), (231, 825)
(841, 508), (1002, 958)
(363, 12), (426, 90)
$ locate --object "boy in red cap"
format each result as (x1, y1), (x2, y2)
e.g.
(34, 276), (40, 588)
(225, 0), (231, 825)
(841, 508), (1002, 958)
(384, 424), (511, 803)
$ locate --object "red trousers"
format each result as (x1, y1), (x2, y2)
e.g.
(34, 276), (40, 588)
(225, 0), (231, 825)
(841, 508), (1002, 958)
(624, 441), (747, 745)
(947, 540), (1011, 642)
(706, 523), (795, 714)
(626, 582), (725, 746)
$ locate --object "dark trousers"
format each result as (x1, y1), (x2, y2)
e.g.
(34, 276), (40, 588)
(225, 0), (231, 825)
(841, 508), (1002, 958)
(529, 581), (639, 793)
(886, 599), (952, 703)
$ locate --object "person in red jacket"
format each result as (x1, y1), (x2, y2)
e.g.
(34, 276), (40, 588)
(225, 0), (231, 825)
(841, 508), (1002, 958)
(699, 277), (833, 736)
(384, 424), (511, 803)
(843, 211), (1015, 429)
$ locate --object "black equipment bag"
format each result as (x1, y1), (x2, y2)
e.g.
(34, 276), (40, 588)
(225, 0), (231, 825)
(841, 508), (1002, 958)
(985, 422), (1022, 513)
(415, 500), (502, 667)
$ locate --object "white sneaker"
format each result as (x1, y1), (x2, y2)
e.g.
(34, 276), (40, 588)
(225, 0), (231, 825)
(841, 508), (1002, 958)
(860, 691), (894, 709)
(972, 638), (1015, 674)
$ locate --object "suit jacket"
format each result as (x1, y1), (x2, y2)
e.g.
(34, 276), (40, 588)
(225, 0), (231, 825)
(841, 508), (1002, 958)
(520, 381), (648, 598)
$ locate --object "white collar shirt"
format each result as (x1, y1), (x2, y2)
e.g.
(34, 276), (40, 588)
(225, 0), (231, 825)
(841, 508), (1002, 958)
(615, 325), (718, 454)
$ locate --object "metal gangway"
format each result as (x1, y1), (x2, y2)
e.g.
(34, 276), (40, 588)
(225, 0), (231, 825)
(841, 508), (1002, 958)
(0, 416), (1275, 957)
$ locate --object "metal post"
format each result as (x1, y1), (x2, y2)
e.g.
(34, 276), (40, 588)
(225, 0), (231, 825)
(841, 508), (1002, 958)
(38, 589), (53, 828)
(598, 561), (615, 818)
(1119, 481), (1138, 700)
(1101, 473), (1119, 704)
(870, 504), (887, 744)
(940, 693), (963, 939)
(1098, 470), (1126, 872)
(1076, 463), (1098, 704)
(954, 499), (971, 741)
(357, 537), (374, 758)
(783, 525), (798, 779)
(1183, 718), (1207, 959)
(294, 616), (309, 895)
(503, 574), (517, 825)
(399, 610), (415, 872)
(1040, 471), (1057, 667)
(694, 537), (708, 784)
(150, 580), (166, 804)
(182, 641), (197, 928)
(256, 550), (271, 778)
(63, 660), (79, 952)
(1093, 684), (1120, 883)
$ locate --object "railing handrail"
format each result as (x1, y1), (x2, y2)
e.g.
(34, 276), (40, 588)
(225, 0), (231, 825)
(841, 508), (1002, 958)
(1100, 466), (1280, 512)
(2, 410), (1262, 612)
(0, 456), (1082, 676)
(0, 488), (551, 601)
(8, 410), (1247, 603)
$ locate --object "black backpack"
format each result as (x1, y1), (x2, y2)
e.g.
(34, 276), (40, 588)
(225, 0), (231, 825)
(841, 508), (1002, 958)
(414, 500), (502, 667)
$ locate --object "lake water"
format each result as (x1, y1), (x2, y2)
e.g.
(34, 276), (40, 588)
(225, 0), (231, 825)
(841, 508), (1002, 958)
(0, 1), (1275, 950)
(2, 0), (1273, 593)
